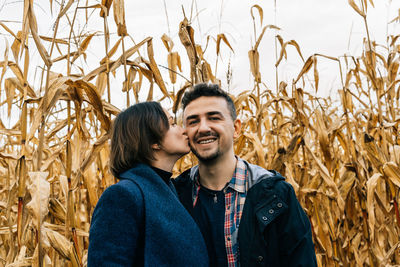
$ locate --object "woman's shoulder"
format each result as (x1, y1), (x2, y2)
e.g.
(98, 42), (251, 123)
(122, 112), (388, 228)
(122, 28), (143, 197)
(96, 179), (144, 209)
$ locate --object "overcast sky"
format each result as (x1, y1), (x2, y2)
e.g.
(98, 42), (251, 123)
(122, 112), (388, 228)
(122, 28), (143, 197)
(125, 0), (399, 98)
(1, 0), (399, 111)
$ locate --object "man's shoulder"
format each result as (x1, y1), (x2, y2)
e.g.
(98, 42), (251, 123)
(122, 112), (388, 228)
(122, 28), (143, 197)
(240, 158), (298, 200)
(173, 168), (195, 194)
(173, 168), (192, 183)
(172, 168), (195, 210)
(241, 159), (283, 187)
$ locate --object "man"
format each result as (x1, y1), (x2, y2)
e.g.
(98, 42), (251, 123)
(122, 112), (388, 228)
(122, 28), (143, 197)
(174, 83), (317, 267)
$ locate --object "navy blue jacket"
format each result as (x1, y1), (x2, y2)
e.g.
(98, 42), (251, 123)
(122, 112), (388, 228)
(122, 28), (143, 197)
(88, 163), (209, 266)
(238, 170), (317, 266)
(174, 160), (317, 267)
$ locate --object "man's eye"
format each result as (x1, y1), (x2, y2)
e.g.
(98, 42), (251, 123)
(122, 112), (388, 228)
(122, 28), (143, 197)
(187, 120), (198, 125)
(210, 117), (220, 120)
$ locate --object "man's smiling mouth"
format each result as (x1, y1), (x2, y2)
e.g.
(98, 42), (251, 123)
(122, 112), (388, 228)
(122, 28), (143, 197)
(198, 138), (216, 144)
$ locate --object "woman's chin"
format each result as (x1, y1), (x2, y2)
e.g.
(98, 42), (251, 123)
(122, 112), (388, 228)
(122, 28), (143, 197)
(178, 149), (191, 157)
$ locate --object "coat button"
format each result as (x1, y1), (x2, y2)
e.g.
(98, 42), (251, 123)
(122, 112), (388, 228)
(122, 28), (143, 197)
(262, 216), (268, 221)
(257, 256), (264, 262)
(269, 209), (274, 214)
(277, 203), (283, 208)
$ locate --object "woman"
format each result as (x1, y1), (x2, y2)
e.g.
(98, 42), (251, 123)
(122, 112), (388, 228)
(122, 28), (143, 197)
(88, 102), (209, 266)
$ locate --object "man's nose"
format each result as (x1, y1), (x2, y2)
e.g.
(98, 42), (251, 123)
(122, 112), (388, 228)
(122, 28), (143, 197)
(198, 119), (211, 132)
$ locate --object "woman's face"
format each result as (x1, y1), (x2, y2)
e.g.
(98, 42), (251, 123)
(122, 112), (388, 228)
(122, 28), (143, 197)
(159, 109), (190, 157)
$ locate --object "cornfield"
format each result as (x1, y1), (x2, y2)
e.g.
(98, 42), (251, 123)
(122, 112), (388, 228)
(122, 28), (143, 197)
(0, 0), (399, 266)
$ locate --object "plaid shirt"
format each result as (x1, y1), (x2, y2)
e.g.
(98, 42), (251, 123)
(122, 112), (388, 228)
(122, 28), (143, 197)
(192, 157), (248, 267)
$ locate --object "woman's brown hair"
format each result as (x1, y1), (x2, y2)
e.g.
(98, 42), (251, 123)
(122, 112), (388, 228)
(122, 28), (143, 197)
(109, 101), (169, 177)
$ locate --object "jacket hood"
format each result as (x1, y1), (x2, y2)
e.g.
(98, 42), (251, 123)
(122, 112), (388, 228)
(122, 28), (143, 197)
(243, 160), (279, 188)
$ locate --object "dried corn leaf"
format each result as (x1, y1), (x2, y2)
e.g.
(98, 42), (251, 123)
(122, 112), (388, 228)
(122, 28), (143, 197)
(49, 198), (66, 223)
(4, 78), (16, 117)
(366, 173), (381, 241)
(362, 133), (386, 169)
(313, 55), (319, 92)
(46, 228), (73, 259)
(147, 38), (168, 98)
(338, 169), (356, 199)
(100, 37), (122, 64)
(276, 39), (303, 67)
(179, 18), (197, 82)
(295, 55), (314, 83)
(250, 5), (263, 25)
(95, 72), (108, 96)
(315, 110), (332, 171)
(382, 162), (400, 188)
(79, 132), (110, 173)
(288, 40), (304, 61)
(28, 3), (52, 67)
(26, 172), (50, 228)
(305, 142), (345, 212)
(109, 37), (151, 73)
(67, 80), (111, 131)
(0, 22), (18, 40)
(248, 49), (261, 83)
(5, 77), (36, 98)
(348, 0), (366, 17)
(173, 83), (191, 114)
(382, 242), (400, 265)
(314, 202), (329, 253)
(161, 34), (173, 52)
(244, 132), (266, 167)
(58, 0), (74, 18)
(254, 25), (280, 51)
(71, 32), (96, 63)
(83, 165), (99, 208)
(216, 33), (234, 55)
(100, 0), (113, 17)
(168, 52), (178, 84)
(11, 31), (22, 63)
(113, 0), (127, 36)
(39, 35), (69, 45)
(59, 175), (68, 199)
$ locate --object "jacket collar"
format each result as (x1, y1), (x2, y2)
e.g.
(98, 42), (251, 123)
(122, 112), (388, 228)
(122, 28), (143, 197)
(189, 157), (248, 193)
(119, 163), (178, 196)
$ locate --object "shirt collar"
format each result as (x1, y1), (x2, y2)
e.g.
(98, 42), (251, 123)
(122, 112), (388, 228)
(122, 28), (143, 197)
(193, 156), (248, 193)
(227, 157), (247, 193)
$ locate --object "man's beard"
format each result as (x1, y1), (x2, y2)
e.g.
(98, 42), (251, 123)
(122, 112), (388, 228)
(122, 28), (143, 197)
(190, 145), (220, 163)
(190, 132), (220, 162)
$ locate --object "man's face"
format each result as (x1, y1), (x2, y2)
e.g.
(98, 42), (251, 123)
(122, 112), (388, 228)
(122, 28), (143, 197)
(183, 96), (241, 162)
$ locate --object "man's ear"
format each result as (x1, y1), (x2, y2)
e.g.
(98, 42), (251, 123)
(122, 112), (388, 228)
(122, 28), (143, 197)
(233, 119), (241, 139)
(152, 143), (161, 150)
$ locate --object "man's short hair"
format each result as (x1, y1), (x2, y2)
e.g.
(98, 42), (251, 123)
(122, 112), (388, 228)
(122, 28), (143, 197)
(110, 101), (169, 177)
(181, 83), (237, 120)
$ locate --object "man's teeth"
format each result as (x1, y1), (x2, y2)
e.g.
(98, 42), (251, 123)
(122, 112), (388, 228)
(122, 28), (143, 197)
(199, 139), (215, 144)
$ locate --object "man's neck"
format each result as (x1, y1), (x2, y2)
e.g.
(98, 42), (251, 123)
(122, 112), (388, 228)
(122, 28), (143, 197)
(198, 153), (237, 191)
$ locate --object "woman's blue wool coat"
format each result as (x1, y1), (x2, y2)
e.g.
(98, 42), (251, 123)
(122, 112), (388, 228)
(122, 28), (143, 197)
(88, 163), (209, 266)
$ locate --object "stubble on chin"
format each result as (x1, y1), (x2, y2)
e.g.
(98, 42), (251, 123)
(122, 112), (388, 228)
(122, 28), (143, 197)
(190, 145), (220, 163)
